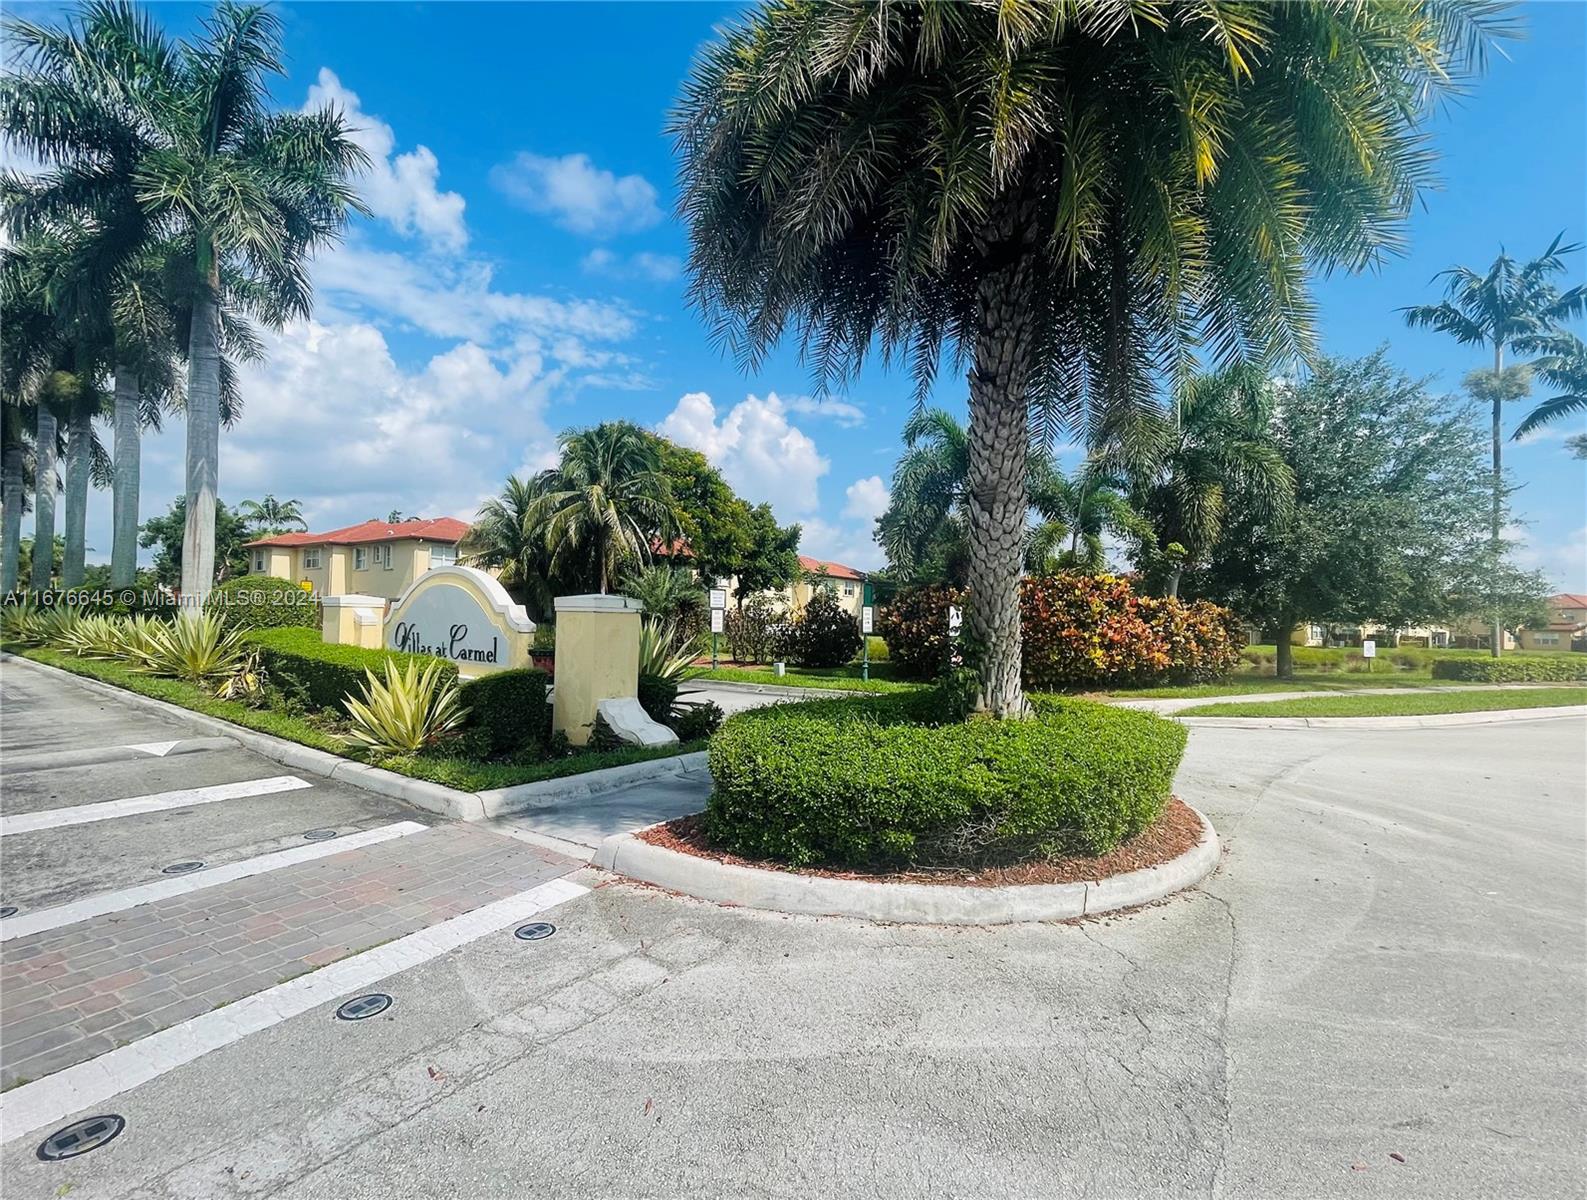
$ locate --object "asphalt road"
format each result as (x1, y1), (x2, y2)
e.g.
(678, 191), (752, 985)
(2, 661), (1583, 1199)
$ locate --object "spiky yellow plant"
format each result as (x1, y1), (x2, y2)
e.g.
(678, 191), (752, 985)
(342, 659), (468, 755)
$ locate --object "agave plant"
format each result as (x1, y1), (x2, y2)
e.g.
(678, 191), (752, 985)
(54, 614), (129, 659)
(114, 614), (166, 662)
(213, 649), (268, 704)
(342, 659), (468, 755)
(21, 604), (87, 649)
(135, 613), (250, 682)
(0, 600), (48, 646)
(639, 619), (697, 686)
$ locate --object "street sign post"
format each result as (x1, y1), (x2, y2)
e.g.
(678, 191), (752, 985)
(1361, 638), (1376, 673)
(947, 604), (963, 668)
(861, 604), (875, 681)
(709, 588), (727, 668)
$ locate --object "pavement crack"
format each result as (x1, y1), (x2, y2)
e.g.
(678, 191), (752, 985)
(1201, 887), (1240, 1200)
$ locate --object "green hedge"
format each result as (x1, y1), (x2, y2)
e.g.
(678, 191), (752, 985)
(457, 668), (551, 754)
(247, 627), (457, 711)
(206, 575), (320, 631)
(1430, 656), (1587, 682)
(705, 691), (1187, 867)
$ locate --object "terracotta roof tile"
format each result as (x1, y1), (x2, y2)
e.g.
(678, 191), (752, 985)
(798, 554), (864, 581)
(245, 517), (469, 549)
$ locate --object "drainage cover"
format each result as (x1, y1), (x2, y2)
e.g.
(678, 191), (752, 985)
(514, 922), (556, 942)
(335, 993), (393, 1021)
(303, 828), (339, 841)
(0, 905), (17, 919)
(36, 1115), (125, 1161)
(159, 861), (204, 876)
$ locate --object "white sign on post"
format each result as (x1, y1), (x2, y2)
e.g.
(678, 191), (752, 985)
(710, 608), (725, 634)
(947, 605), (963, 639)
(861, 605), (874, 635)
(1361, 639), (1376, 658)
(709, 588), (726, 610)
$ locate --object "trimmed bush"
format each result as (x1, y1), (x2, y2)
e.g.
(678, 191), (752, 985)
(705, 691), (1187, 867)
(247, 627), (457, 712)
(781, 588), (863, 667)
(457, 668), (551, 755)
(1431, 656), (1587, 683)
(205, 575), (319, 631)
(671, 698), (725, 741)
(881, 575), (1244, 688)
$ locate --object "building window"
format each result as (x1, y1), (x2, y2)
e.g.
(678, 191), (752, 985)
(303, 548), (322, 570)
(843, 582), (856, 597)
(354, 547), (368, 571)
(1534, 633), (1559, 646)
(380, 544), (393, 570)
(252, 550), (265, 573)
(430, 543), (457, 566)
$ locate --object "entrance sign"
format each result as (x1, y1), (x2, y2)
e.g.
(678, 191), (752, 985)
(384, 566), (535, 676)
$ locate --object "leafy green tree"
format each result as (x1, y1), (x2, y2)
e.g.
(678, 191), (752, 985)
(1402, 235), (1586, 654)
(3, 2), (368, 605)
(732, 502), (800, 605)
(1194, 353), (1522, 677)
(238, 494), (306, 535)
(528, 422), (674, 595)
(651, 438), (753, 584)
(461, 475), (558, 619)
(674, 0), (1509, 715)
(1102, 363), (1294, 597)
(139, 495), (250, 589)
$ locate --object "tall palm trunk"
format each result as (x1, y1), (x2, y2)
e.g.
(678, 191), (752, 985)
(1488, 343), (1503, 659)
(62, 407), (92, 587)
(31, 408), (57, 592)
(111, 367), (142, 589)
(964, 232), (1038, 718)
(182, 255), (222, 607)
(2, 442), (22, 592)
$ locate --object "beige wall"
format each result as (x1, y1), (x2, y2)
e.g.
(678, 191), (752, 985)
(551, 595), (642, 744)
(247, 538), (461, 602)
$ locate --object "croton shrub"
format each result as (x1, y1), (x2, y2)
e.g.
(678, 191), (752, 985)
(879, 574), (1244, 688)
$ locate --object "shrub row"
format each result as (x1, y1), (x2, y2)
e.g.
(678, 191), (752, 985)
(204, 575), (320, 631)
(246, 627), (459, 711)
(1430, 656), (1587, 683)
(880, 575), (1243, 688)
(705, 691), (1187, 867)
(457, 668), (552, 754)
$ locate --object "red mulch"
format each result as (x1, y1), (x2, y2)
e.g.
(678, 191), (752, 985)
(635, 796), (1204, 888)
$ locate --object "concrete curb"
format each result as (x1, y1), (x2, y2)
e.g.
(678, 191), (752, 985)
(475, 752), (710, 818)
(1178, 704), (1586, 730)
(4, 653), (708, 823)
(591, 805), (1219, 926)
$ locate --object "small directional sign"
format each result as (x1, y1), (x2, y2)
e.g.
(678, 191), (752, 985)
(861, 605), (874, 635)
(1361, 639), (1376, 659)
(708, 588), (726, 610)
(947, 605), (963, 639)
(711, 609), (725, 634)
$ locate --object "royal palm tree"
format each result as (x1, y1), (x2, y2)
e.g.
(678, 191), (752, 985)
(238, 494), (306, 534)
(674, 0), (1512, 716)
(1515, 339), (1587, 439)
(528, 422), (674, 596)
(1100, 363), (1293, 598)
(1403, 235), (1586, 654)
(2, 2), (367, 605)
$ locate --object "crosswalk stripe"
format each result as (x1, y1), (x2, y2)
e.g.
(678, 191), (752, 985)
(0, 876), (590, 1145)
(0, 821), (431, 941)
(0, 776), (313, 837)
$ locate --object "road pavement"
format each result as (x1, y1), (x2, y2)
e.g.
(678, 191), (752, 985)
(2, 660), (1583, 1198)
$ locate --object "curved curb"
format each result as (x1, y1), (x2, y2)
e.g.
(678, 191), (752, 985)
(1178, 704), (1586, 730)
(592, 805), (1219, 926)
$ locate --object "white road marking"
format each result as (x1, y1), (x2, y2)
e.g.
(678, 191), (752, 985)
(0, 876), (589, 1145)
(0, 776), (313, 837)
(126, 740), (182, 757)
(0, 822), (430, 941)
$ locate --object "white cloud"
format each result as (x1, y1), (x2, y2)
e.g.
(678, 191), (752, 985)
(842, 475), (889, 523)
(657, 391), (829, 516)
(305, 69), (467, 252)
(491, 152), (662, 238)
(1509, 521), (1587, 591)
(786, 395), (867, 428)
(799, 517), (885, 572)
(581, 248), (682, 283)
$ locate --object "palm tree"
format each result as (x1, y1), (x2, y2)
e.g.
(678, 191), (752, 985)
(1514, 340), (1587, 438)
(0, 403), (33, 593)
(1403, 235), (1587, 655)
(1026, 461), (1146, 576)
(674, 1), (1511, 716)
(877, 409), (971, 584)
(1100, 363), (1293, 598)
(622, 563), (706, 628)
(461, 475), (557, 619)
(239, 494), (306, 534)
(3, 2), (368, 605)
(528, 422), (674, 596)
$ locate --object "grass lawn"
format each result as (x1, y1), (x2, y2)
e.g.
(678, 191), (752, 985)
(1177, 687), (1587, 718)
(691, 662), (922, 694)
(1098, 671), (1457, 700)
(11, 646), (699, 791)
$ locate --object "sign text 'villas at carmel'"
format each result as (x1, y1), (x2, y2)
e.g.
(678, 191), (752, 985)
(382, 566), (536, 676)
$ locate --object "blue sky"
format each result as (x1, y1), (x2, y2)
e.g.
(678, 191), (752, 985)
(22, 1), (1586, 589)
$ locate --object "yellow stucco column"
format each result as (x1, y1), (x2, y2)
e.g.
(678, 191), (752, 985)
(552, 594), (643, 746)
(321, 594), (386, 649)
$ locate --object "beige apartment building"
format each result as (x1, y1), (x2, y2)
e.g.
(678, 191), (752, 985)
(244, 517), (469, 601)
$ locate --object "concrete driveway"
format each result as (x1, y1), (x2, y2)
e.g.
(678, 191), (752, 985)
(2, 661), (1582, 1198)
